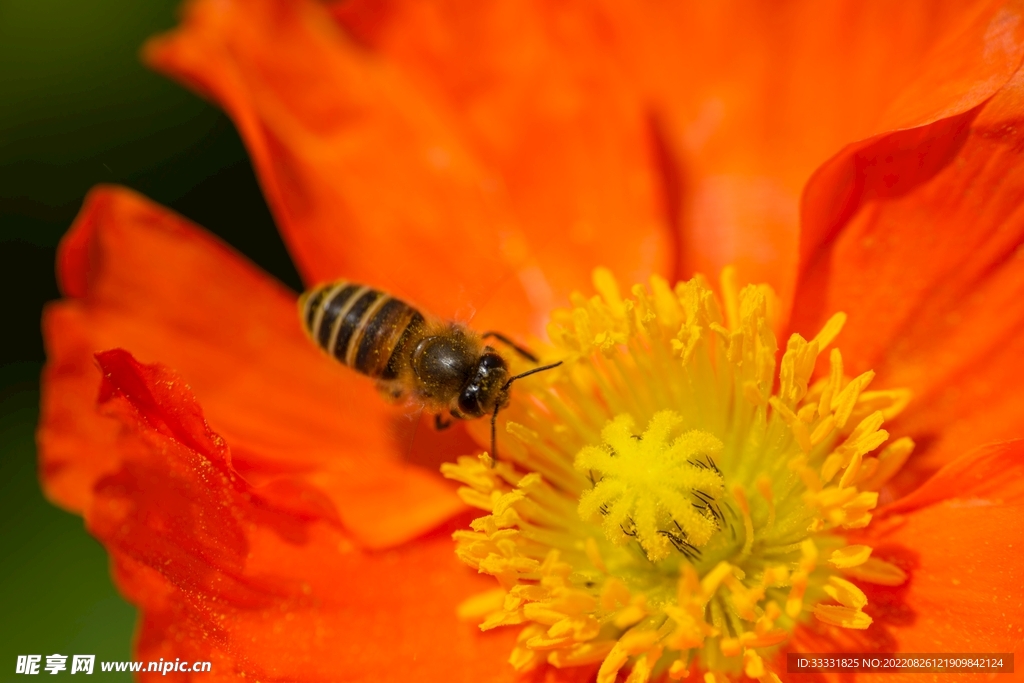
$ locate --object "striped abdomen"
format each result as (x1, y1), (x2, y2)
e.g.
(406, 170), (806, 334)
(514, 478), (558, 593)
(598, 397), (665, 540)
(299, 281), (424, 380)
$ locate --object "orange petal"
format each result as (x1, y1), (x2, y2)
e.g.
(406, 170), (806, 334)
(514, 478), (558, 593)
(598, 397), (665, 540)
(861, 441), (1024, 663)
(790, 63), (1024, 496)
(882, 439), (1024, 514)
(40, 186), (463, 547)
(784, 441), (1024, 682)
(144, 0), (672, 336)
(605, 0), (1024, 313)
(86, 349), (518, 682)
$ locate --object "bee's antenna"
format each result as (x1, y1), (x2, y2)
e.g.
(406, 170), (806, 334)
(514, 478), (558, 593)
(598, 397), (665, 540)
(490, 361), (563, 465)
(481, 331), (539, 363)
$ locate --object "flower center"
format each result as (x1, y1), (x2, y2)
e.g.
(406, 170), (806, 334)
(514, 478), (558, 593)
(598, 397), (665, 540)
(444, 269), (910, 682)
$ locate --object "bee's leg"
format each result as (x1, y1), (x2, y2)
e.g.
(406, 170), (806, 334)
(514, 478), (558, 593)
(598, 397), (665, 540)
(491, 402), (500, 465)
(434, 414), (452, 431)
(481, 332), (538, 363)
(375, 379), (406, 403)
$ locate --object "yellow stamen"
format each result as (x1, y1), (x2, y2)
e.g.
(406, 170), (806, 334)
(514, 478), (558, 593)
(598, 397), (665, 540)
(828, 545), (872, 569)
(843, 557), (909, 586)
(445, 269), (912, 680)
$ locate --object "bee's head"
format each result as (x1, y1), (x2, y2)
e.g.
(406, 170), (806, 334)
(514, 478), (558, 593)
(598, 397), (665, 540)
(454, 351), (509, 419)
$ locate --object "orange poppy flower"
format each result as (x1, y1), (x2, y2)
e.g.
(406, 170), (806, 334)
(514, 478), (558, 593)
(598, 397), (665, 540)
(38, 0), (1024, 681)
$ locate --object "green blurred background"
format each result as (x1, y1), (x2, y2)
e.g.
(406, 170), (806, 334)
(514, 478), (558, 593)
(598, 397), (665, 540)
(0, 1), (301, 678)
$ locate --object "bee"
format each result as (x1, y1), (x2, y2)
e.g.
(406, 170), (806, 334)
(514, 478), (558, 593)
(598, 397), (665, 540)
(298, 280), (561, 460)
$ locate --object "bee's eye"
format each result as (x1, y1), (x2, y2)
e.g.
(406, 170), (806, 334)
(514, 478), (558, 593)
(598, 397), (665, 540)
(457, 354), (508, 417)
(458, 384), (484, 418)
(479, 353), (506, 372)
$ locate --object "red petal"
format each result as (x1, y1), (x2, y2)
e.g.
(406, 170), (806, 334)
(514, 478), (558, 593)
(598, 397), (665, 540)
(790, 64), (1024, 495)
(85, 350), (518, 682)
(40, 186), (463, 547)
(606, 0), (1024, 312)
(144, 0), (672, 335)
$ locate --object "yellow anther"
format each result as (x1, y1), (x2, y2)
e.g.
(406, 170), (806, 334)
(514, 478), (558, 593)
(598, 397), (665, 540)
(481, 609), (526, 631)
(701, 562), (736, 597)
(789, 454), (822, 492)
(809, 414), (837, 446)
(769, 396), (797, 424)
(831, 371), (875, 428)
(619, 629), (661, 654)
(456, 486), (498, 510)
(854, 456), (880, 483)
(829, 545), (872, 569)
(548, 640), (616, 668)
(814, 486), (858, 513)
(548, 614), (602, 642)
(600, 577), (631, 611)
(744, 650), (766, 678)
(820, 452), (845, 483)
(786, 577), (807, 618)
(723, 574), (762, 621)
(817, 348), (843, 418)
(813, 312), (847, 350)
(522, 603), (566, 626)
(457, 588), (505, 622)
(719, 637), (742, 657)
(814, 604), (872, 629)
(743, 630), (788, 648)
(839, 411), (888, 458)
(854, 388), (912, 420)
(756, 601), (782, 635)
(800, 539), (818, 568)
(505, 420), (541, 447)
(676, 564), (703, 606)
(613, 595), (649, 629)
(594, 267), (626, 316)
(625, 651), (656, 683)
(743, 381), (766, 406)
(509, 624), (546, 671)
(857, 437), (915, 491)
(796, 403), (818, 423)
(527, 632), (573, 650)
(839, 491), (879, 529)
(720, 266), (741, 331)
(779, 335), (820, 405)
(844, 558), (908, 586)
(824, 576), (868, 609)
(668, 659), (690, 679)
(549, 590), (599, 615)
(838, 451), (864, 489)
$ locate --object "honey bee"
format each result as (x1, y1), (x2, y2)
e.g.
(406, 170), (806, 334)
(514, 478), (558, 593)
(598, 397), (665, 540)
(298, 280), (561, 460)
